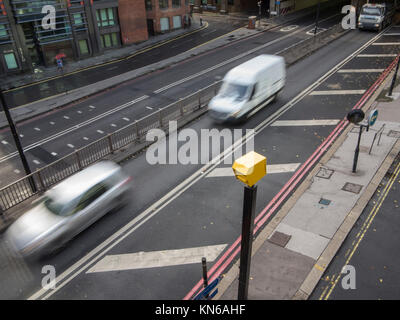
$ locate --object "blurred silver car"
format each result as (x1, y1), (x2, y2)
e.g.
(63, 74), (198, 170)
(5, 161), (132, 257)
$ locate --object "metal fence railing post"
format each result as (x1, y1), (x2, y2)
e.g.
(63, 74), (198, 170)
(36, 170), (46, 192)
(75, 150), (83, 171)
(159, 108), (163, 127)
(107, 134), (114, 154)
(135, 120), (140, 142)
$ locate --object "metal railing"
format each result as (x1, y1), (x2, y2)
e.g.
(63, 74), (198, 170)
(0, 81), (221, 213)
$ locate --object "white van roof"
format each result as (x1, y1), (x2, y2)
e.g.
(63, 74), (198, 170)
(224, 55), (284, 84)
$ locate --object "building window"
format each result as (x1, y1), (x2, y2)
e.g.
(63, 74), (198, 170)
(0, 24), (7, 37)
(96, 8), (117, 27)
(73, 13), (84, 26)
(100, 32), (119, 49)
(159, 0), (168, 10)
(4, 53), (18, 70)
(172, 0), (181, 8)
(160, 17), (169, 32)
(78, 39), (89, 55)
(145, 0), (152, 11)
(172, 16), (182, 29)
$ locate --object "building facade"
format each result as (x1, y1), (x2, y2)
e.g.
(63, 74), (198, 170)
(0, 0), (190, 76)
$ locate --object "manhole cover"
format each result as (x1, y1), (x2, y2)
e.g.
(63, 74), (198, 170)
(388, 130), (400, 138)
(316, 167), (334, 179)
(342, 182), (363, 194)
(268, 231), (291, 247)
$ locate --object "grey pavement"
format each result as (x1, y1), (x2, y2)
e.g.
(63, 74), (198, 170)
(216, 71), (400, 300)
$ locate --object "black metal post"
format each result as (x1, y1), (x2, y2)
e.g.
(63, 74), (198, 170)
(202, 257), (208, 288)
(202, 257), (209, 299)
(352, 125), (367, 173)
(314, 0), (321, 35)
(389, 56), (400, 97)
(0, 91), (36, 192)
(238, 185), (257, 300)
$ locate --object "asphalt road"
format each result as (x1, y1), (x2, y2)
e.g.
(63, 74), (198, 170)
(310, 152), (400, 300)
(0, 12), (399, 300)
(0, 9), (343, 188)
(1, 20), (242, 108)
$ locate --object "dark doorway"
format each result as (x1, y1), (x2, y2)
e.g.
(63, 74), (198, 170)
(20, 22), (44, 68)
(147, 19), (155, 37)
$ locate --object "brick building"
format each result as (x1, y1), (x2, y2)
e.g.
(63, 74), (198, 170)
(0, 0), (190, 76)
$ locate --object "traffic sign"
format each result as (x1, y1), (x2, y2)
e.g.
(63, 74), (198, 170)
(194, 276), (221, 300)
(368, 109), (378, 127)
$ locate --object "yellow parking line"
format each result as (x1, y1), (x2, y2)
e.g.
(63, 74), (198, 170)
(319, 160), (400, 300)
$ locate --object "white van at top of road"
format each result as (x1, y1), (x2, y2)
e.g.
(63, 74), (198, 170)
(208, 54), (286, 123)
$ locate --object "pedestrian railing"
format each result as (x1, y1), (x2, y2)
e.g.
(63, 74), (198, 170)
(0, 81), (221, 214)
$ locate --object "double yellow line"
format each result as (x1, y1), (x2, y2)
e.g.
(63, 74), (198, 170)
(319, 158), (400, 300)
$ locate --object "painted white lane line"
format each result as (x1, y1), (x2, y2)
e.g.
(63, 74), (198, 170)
(33, 160), (40, 165)
(77, 111), (82, 114)
(51, 152), (57, 156)
(89, 105), (95, 109)
(86, 244), (227, 273)
(146, 106), (153, 110)
(19, 134), (24, 138)
(337, 69), (384, 73)
(28, 20), (389, 302)
(206, 163), (301, 178)
(357, 54), (397, 57)
(49, 122), (55, 125)
(1, 140), (8, 145)
(123, 117), (130, 121)
(0, 95), (149, 164)
(13, 169), (20, 174)
(310, 90), (366, 95)
(111, 124), (117, 127)
(67, 144), (74, 148)
(382, 33), (400, 35)
(372, 42), (400, 45)
(63, 116), (70, 120)
(83, 137), (89, 141)
(97, 130), (104, 134)
(280, 25), (299, 32)
(271, 119), (340, 126)
(34, 127), (41, 131)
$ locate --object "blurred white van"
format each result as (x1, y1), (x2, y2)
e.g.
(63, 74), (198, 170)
(208, 54), (286, 123)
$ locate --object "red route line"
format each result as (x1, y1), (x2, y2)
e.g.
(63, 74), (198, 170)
(184, 52), (400, 300)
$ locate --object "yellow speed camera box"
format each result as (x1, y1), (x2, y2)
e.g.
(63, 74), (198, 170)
(232, 151), (266, 187)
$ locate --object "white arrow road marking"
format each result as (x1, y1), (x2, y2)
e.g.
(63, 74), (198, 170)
(310, 90), (366, 95)
(271, 119), (340, 126)
(206, 163), (301, 178)
(86, 244), (227, 273)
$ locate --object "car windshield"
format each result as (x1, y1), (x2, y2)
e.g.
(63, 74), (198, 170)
(361, 7), (382, 16)
(219, 83), (250, 101)
(42, 195), (77, 216)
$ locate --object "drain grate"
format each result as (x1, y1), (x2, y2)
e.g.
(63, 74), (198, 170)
(319, 198), (331, 206)
(342, 182), (363, 194)
(268, 231), (291, 247)
(316, 167), (334, 179)
(388, 130), (400, 138)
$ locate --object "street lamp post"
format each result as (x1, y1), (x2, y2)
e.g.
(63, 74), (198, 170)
(0, 91), (36, 192)
(232, 151), (267, 300)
